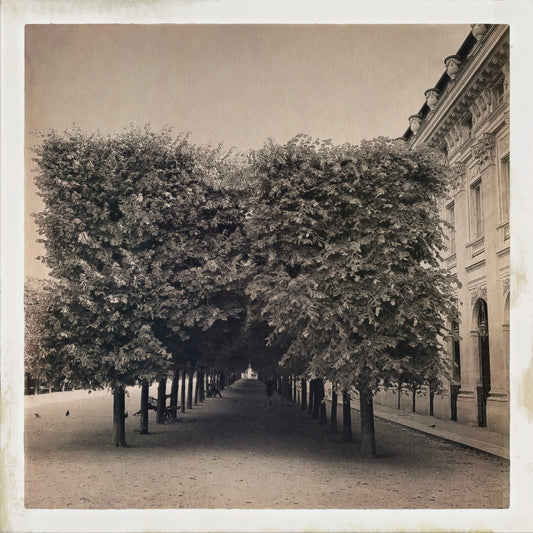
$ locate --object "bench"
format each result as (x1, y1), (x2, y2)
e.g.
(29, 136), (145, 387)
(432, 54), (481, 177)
(134, 397), (179, 419)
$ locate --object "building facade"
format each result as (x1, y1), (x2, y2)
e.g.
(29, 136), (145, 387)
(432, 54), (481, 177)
(374, 24), (510, 434)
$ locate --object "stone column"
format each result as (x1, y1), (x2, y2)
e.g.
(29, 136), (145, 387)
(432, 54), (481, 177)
(471, 132), (508, 433)
(451, 162), (479, 425)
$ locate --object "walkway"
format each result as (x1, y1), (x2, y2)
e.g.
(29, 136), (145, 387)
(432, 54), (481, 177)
(24, 379), (508, 509)
(367, 401), (509, 459)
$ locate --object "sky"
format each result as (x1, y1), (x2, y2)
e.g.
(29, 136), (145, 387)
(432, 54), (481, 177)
(25, 24), (470, 278)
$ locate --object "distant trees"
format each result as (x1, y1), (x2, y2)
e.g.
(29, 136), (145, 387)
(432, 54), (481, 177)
(25, 278), (55, 393)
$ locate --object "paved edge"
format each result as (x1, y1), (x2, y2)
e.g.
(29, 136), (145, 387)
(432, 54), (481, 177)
(365, 408), (509, 460)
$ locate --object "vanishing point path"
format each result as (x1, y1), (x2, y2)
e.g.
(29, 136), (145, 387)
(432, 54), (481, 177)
(25, 379), (508, 509)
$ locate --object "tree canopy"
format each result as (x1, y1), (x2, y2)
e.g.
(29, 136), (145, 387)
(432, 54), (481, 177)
(30, 128), (458, 452)
(32, 128), (254, 386)
(244, 136), (458, 454)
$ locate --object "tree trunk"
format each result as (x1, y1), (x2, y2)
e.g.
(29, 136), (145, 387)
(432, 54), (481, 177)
(156, 378), (166, 424)
(330, 390), (338, 433)
(307, 379), (314, 414)
(194, 369), (200, 405)
(112, 385), (127, 447)
(198, 368), (203, 402)
(293, 375), (297, 403)
(342, 389), (353, 442)
(397, 380), (402, 410)
(139, 381), (149, 434)
(429, 385), (435, 417)
(318, 381), (327, 425)
(412, 383), (416, 413)
(358, 385), (376, 458)
(301, 379), (307, 410)
(187, 366), (194, 409)
(181, 366), (186, 413)
(312, 379), (321, 419)
(170, 369), (179, 420)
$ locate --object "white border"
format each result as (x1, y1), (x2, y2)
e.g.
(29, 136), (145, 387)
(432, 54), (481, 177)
(2, 1), (533, 532)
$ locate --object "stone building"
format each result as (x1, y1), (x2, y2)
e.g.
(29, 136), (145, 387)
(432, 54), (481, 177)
(374, 24), (510, 434)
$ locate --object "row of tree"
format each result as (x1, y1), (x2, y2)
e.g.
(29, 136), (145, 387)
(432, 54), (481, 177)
(27, 127), (457, 455)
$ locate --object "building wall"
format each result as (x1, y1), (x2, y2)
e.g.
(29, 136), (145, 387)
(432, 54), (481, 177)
(376, 24), (510, 434)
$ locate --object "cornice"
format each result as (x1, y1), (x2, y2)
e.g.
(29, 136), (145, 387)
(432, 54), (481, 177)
(466, 257), (486, 273)
(408, 25), (509, 150)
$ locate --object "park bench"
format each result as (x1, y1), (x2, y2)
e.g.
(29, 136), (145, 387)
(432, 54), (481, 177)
(148, 396), (158, 411)
(134, 396), (180, 419)
(164, 403), (180, 420)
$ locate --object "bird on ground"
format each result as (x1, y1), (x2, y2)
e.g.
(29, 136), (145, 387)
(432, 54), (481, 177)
(65, 410), (70, 416)
(88, 390), (92, 394)
(34, 413), (41, 418)
(429, 423), (436, 428)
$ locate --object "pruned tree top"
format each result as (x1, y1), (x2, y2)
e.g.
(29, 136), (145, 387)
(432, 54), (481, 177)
(245, 135), (458, 392)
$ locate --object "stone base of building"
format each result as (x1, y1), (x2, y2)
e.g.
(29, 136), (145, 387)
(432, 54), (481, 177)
(456, 389), (479, 426)
(486, 391), (510, 435)
(456, 389), (509, 434)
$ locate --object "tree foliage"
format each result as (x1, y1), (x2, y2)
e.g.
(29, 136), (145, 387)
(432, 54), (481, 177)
(32, 128), (179, 391)
(245, 135), (458, 393)
(30, 126), (458, 453)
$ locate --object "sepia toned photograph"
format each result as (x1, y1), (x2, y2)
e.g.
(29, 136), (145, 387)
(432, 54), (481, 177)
(2, 2), (533, 533)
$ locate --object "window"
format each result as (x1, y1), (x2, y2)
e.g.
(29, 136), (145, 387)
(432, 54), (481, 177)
(471, 179), (483, 240)
(500, 155), (510, 221)
(445, 203), (456, 254)
(452, 321), (461, 383)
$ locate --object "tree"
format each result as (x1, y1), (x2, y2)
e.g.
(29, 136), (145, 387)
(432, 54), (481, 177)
(25, 278), (56, 393)
(245, 136), (457, 457)
(146, 142), (250, 404)
(33, 127), (256, 445)
(31, 128), (205, 445)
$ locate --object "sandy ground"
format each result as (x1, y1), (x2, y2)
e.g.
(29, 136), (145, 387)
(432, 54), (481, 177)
(25, 379), (509, 509)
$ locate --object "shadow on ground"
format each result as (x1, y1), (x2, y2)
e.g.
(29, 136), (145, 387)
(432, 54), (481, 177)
(25, 379), (509, 509)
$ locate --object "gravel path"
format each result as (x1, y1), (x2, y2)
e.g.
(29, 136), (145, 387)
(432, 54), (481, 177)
(25, 379), (509, 509)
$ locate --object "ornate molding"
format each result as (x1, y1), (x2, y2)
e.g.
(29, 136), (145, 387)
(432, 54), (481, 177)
(502, 277), (510, 297)
(471, 285), (487, 305)
(409, 114), (423, 135)
(471, 24), (489, 42)
(444, 55), (462, 80)
(499, 133), (510, 154)
(409, 26), (509, 153)
(503, 108), (510, 126)
(450, 161), (467, 190)
(424, 88), (440, 111)
(471, 132), (496, 170)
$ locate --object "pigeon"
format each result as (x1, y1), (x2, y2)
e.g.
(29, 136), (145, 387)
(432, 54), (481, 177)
(429, 423), (436, 428)
(88, 390), (92, 394)
(34, 413), (41, 418)
(65, 410), (70, 416)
